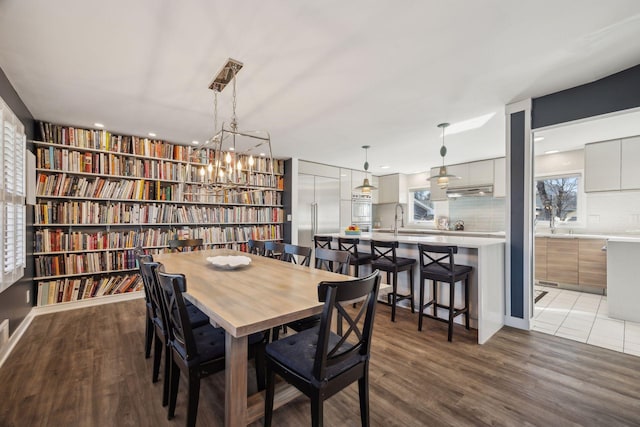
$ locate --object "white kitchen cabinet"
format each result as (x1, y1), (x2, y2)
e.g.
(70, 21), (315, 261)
(370, 175), (379, 204)
(340, 199), (352, 229)
(468, 160), (494, 185)
(585, 139), (621, 192)
(377, 173), (407, 204)
(429, 167), (448, 201)
(620, 136), (640, 190)
(493, 157), (506, 198)
(340, 168), (352, 200)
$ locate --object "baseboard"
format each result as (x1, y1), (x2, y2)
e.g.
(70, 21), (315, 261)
(0, 311), (35, 370)
(32, 291), (143, 316)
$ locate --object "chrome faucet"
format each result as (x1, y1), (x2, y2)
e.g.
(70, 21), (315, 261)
(394, 204), (404, 236)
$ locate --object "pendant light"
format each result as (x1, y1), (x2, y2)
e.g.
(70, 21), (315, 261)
(354, 145), (377, 193)
(431, 122), (458, 189)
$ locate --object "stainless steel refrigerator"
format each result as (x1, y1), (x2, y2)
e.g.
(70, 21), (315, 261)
(297, 174), (340, 248)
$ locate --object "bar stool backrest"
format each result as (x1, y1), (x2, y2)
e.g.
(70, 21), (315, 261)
(338, 237), (361, 257)
(418, 244), (458, 272)
(314, 235), (333, 250)
(370, 240), (399, 264)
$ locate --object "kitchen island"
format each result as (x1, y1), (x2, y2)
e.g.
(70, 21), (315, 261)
(317, 232), (505, 344)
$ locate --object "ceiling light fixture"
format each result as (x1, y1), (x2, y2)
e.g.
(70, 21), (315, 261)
(94, 122), (104, 128)
(148, 132), (156, 137)
(184, 58), (274, 200)
(544, 150), (559, 154)
(192, 140), (199, 145)
(430, 122), (459, 189)
(354, 145), (377, 194)
(380, 165), (390, 169)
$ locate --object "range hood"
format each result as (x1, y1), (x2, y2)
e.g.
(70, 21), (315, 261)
(446, 185), (494, 198)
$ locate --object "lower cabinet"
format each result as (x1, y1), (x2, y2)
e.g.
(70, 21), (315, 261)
(535, 237), (607, 290)
(578, 239), (607, 288)
(546, 238), (578, 284)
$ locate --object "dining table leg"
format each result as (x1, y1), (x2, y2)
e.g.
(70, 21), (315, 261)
(225, 332), (248, 427)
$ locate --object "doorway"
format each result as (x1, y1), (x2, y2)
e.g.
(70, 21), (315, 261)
(530, 109), (640, 356)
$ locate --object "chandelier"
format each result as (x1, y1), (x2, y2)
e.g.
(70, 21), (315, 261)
(431, 122), (459, 189)
(184, 58), (275, 201)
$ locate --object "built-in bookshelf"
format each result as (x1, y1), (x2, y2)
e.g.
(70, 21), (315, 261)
(34, 122), (286, 307)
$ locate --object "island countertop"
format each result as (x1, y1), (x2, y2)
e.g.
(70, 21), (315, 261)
(322, 232), (505, 248)
(316, 231), (505, 344)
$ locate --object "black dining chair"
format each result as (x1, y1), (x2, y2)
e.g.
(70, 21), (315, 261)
(264, 241), (286, 260)
(157, 271), (268, 427)
(139, 261), (209, 407)
(264, 270), (381, 427)
(417, 244), (472, 342)
(248, 239), (266, 256)
(283, 243), (312, 266)
(135, 249), (155, 359)
(370, 240), (416, 322)
(338, 237), (372, 277)
(314, 248), (351, 275)
(168, 238), (204, 252)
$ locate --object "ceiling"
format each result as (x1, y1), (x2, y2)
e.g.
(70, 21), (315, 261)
(1, 1), (640, 175)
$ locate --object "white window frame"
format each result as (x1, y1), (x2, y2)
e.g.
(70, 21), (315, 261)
(0, 96), (26, 293)
(534, 171), (584, 229)
(407, 186), (436, 226)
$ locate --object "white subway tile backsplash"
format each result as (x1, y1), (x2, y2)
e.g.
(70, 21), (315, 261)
(447, 197), (505, 232)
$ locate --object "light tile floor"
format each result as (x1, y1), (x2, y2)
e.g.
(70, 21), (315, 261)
(533, 285), (640, 357)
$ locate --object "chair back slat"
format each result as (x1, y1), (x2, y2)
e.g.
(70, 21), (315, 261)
(283, 244), (312, 266)
(157, 271), (199, 361)
(314, 248), (351, 274)
(418, 244), (457, 272)
(370, 240), (398, 263)
(136, 252), (154, 304)
(264, 241), (285, 260)
(248, 239), (266, 256)
(169, 238), (204, 252)
(312, 270), (381, 381)
(314, 235), (333, 250)
(139, 259), (161, 318)
(337, 237), (361, 257)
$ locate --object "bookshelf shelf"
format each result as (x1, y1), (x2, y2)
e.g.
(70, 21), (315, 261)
(34, 122), (287, 307)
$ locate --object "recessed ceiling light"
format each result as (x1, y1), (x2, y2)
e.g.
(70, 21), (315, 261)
(340, 173), (347, 177)
(94, 123), (104, 128)
(192, 140), (199, 145)
(446, 112), (495, 136)
(544, 150), (559, 155)
(380, 165), (390, 169)
(148, 132), (156, 137)
(259, 153), (266, 157)
(534, 136), (545, 142)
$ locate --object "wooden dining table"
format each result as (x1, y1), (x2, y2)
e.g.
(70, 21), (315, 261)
(154, 248), (350, 427)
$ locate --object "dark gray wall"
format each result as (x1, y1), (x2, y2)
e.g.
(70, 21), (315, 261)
(0, 66), (35, 335)
(532, 64), (640, 129)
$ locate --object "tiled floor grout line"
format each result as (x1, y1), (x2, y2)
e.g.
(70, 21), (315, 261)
(583, 294), (602, 344)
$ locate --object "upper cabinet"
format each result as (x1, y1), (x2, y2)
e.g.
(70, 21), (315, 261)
(584, 136), (640, 192)
(377, 173), (407, 204)
(621, 136), (640, 190)
(584, 139), (621, 192)
(340, 168), (352, 200)
(430, 158), (499, 201)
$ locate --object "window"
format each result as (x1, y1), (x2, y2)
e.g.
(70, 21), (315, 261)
(0, 97), (26, 292)
(535, 174), (580, 223)
(409, 188), (434, 223)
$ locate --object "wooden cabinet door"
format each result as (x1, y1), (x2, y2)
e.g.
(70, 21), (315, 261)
(535, 237), (547, 281)
(578, 239), (607, 288)
(546, 238), (578, 284)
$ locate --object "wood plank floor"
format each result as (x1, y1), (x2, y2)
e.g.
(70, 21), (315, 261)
(1, 300), (640, 427)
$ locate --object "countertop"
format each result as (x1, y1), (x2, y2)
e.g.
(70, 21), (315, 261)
(371, 227), (640, 241)
(321, 232), (505, 249)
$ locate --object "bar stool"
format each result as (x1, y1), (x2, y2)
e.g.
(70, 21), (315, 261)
(313, 235), (333, 250)
(370, 240), (415, 322)
(338, 237), (372, 277)
(417, 244), (472, 342)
